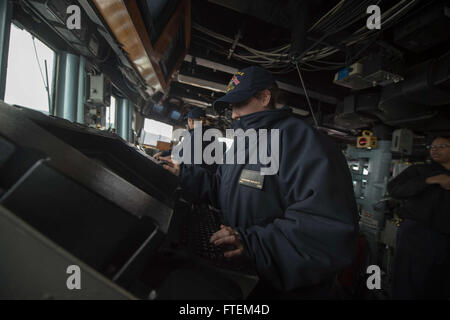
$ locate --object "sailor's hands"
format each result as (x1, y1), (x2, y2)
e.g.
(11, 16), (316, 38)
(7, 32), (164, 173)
(426, 174), (450, 190)
(153, 152), (163, 160)
(210, 225), (244, 258)
(160, 156), (180, 177)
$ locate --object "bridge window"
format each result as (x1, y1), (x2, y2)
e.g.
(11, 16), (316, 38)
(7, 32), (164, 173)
(106, 96), (117, 130)
(4, 24), (55, 114)
(142, 119), (173, 147)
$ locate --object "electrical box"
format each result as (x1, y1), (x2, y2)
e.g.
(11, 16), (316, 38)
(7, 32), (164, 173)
(87, 74), (111, 107)
(334, 54), (404, 90)
(334, 62), (371, 90)
(357, 130), (378, 149)
(391, 129), (414, 155)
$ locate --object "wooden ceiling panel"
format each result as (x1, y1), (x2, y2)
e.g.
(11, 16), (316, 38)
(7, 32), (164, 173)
(92, 0), (191, 94)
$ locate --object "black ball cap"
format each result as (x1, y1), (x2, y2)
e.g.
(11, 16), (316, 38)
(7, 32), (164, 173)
(213, 66), (276, 111)
(186, 107), (206, 120)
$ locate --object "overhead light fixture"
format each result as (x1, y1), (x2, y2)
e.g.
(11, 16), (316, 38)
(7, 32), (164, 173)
(180, 98), (211, 108)
(177, 74), (227, 93)
(284, 105), (309, 117)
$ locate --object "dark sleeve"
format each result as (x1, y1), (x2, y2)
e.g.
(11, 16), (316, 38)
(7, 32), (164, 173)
(160, 149), (172, 157)
(179, 164), (221, 208)
(236, 128), (359, 291)
(387, 165), (429, 198)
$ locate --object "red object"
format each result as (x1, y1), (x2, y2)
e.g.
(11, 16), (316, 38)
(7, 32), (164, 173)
(359, 138), (367, 146)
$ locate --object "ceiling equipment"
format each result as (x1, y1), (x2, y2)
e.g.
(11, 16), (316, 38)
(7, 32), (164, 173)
(92, 0), (191, 94)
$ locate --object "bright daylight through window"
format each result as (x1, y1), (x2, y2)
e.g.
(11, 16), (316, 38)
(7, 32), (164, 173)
(106, 96), (117, 130)
(4, 24), (55, 114)
(141, 119), (174, 147)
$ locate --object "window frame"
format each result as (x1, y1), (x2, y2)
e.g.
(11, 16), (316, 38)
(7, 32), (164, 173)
(4, 22), (59, 114)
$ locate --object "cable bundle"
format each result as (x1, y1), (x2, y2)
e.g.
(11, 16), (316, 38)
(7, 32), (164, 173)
(192, 0), (419, 72)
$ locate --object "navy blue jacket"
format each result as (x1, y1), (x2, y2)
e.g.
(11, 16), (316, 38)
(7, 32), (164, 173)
(388, 163), (450, 234)
(179, 107), (359, 292)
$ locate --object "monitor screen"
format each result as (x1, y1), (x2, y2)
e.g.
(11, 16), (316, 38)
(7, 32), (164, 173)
(153, 104), (164, 113)
(170, 110), (181, 121)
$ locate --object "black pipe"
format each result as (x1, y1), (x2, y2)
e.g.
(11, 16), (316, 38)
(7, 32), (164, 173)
(289, 0), (309, 60)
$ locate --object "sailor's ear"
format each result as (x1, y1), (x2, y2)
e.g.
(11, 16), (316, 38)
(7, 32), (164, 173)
(259, 89), (271, 108)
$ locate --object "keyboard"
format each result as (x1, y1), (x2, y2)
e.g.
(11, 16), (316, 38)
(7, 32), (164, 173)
(180, 205), (252, 272)
(156, 203), (259, 299)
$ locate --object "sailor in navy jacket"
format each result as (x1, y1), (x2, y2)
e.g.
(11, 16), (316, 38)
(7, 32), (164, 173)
(162, 66), (359, 295)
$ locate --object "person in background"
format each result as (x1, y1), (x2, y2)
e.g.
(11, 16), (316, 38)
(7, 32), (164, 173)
(388, 136), (450, 299)
(155, 107), (219, 173)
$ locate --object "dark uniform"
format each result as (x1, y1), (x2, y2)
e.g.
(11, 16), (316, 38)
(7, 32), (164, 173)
(162, 126), (219, 173)
(161, 107), (219, 174)
(179, 106), (359, 298)
(388, 163), (450, 299)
